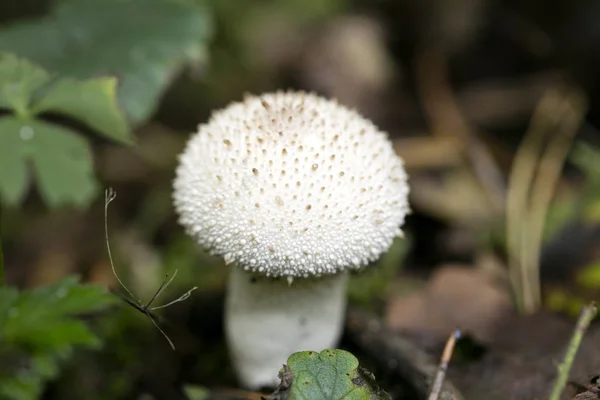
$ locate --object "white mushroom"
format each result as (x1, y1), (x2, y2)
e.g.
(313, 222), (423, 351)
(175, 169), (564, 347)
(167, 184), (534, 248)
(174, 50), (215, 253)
(173, 91), (409, 389)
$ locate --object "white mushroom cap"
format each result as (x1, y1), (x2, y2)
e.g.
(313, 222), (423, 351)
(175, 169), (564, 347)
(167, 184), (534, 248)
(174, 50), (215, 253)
(173, 91), (409, 278)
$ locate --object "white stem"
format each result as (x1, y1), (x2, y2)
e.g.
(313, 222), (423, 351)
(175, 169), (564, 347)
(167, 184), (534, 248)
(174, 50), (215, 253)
(225, 268), (349, 389)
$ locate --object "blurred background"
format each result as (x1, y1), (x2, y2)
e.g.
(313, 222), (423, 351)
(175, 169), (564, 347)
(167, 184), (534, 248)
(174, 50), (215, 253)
(2, 0), (600, 399)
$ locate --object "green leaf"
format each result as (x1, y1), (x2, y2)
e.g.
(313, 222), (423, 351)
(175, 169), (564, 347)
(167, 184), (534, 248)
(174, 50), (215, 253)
(7, 319), (101, 351)
(0, 118), (33, 205)
(31, 77), (132, 144)
(2, 278), (115, 349)
(267, 349), (391, 400)
(0, 0), (212, 124)
(0, 53), (50, 116)
(0, 373), (41, 400)
(0, 116), (98, 207)
(0, 277), (116, 400)
(16, 276), (114, 314)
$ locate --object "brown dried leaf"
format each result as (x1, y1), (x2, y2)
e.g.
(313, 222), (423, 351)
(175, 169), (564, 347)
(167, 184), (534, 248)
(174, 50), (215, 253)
(386, 265), (511, 343)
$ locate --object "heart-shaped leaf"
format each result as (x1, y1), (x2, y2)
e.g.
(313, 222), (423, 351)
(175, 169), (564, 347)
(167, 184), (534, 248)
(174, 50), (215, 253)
(266, 349), (391, 400)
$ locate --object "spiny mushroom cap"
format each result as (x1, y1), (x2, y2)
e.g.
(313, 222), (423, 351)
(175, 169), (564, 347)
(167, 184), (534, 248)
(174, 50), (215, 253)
(173, 91), (409, 278)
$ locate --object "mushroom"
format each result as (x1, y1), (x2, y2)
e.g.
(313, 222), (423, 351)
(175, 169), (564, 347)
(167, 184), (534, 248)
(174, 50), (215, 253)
(172, 91), (409, 389)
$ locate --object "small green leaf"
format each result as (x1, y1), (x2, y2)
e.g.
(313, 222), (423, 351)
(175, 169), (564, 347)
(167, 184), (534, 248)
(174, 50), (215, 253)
(0, 0), (212, 124)
(31, 77), (133, 144)
(0, 116), (98, 207)
(0, 53), (50, 116)
(269, 349), (391, 400)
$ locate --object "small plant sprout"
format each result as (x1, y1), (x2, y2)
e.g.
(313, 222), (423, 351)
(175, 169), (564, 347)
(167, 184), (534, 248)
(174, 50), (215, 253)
(173, 91), (410, 388)
(104, 188), (198, 350)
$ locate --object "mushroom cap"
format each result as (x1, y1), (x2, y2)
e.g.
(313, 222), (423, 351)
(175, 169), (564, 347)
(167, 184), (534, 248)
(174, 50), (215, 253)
(173, 91), (409, 278)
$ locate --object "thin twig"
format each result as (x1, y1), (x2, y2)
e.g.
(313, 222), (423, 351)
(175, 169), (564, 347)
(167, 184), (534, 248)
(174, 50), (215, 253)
(346, 310), (465, 400)
(548, 303), (597, 400)
(428, 330), (461, 400)
(105, 188), (136, 300)
(104, 188), (198, 350)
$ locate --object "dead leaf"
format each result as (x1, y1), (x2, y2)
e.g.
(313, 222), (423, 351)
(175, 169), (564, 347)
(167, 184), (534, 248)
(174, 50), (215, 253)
(386, 265), (511, 343)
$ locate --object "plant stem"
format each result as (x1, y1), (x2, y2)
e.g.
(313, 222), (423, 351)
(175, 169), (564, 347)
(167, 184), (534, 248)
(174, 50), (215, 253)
(548, 302), (597, 400)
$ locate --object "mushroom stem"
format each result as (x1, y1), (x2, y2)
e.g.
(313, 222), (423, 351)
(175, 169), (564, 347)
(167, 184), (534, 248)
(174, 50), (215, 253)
(225, 268), (349, 389)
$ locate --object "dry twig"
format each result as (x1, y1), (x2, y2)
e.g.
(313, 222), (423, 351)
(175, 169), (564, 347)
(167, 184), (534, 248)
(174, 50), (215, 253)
(428, 330), (461, 400)
(347, 310), (465, 400)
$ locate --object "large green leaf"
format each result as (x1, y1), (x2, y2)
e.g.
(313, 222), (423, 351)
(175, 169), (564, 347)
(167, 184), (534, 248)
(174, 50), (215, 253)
(266, 349), (391, 400)
(31, 77), (132, 144)
(0, 54), (49, 116)
(0, 0), (211, 124)
(0, 53), (132, 144)
(0, 116), (98, 207)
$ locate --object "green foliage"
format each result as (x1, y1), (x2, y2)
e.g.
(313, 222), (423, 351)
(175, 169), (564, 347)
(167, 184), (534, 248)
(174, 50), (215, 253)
(0, 0), (212, 208)
(163, 233), (227, 293)
(571, 142), (600, 183)
(197, 0), (346, 106)
(0, 117), (97, 207)
(184, 385), (210, 400)
(0, 276), (117, 400)
(347, 236), (411, 311)
(576, 261), (600, 289)
(541, 142), (600, 242)
(542, 143), (600, 315)
(0, 0), (212, 125)
(570, 142), (600, 221)
(545, 262), (600, 317)
(545, 288), (589, 318)
(266, 349), (390, 400)
(0, 54), (132, 208)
